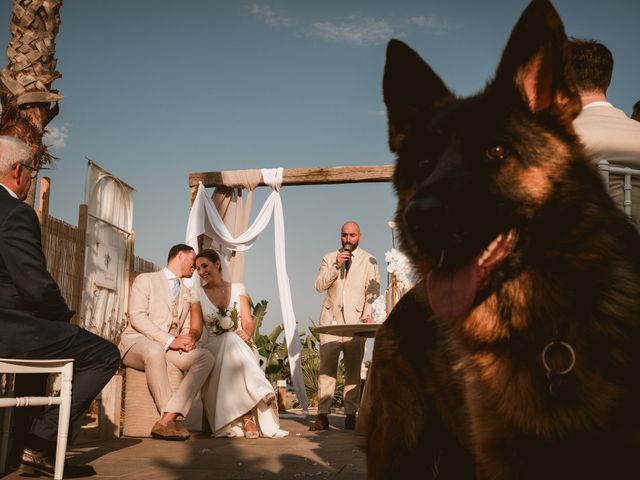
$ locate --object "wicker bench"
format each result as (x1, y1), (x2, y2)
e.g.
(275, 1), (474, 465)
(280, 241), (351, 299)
(122, 363), (205, 437)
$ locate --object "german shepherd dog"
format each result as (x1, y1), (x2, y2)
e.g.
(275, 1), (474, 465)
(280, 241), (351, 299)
(365, 0), (640, 478)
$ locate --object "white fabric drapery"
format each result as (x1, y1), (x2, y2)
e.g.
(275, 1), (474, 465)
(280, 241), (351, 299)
(80, 161), (134, 344)
(185, 168), (309, 413)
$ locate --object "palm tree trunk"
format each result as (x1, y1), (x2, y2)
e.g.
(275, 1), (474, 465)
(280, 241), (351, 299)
(0, 0), (64, 206)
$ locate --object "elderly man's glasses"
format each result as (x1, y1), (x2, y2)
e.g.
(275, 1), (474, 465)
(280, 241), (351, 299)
(19, 163), (38, 179)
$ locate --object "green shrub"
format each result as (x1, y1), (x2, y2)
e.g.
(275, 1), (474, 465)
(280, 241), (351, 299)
(248, 301), (346, 408)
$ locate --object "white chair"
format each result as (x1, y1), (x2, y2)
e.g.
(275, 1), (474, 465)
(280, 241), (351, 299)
(0, 358), (74, 480)
(597, 159), (640, 220)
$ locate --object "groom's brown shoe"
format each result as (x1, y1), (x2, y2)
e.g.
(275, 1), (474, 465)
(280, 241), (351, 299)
(309, 413), (330, 431)
(151, 421), (190, 440)
(174, 420), (191, 438)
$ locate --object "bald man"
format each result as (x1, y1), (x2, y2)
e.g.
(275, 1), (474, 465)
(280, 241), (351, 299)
(310, 221), (380, 431)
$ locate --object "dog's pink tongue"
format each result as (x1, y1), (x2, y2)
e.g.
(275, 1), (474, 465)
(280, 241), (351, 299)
(427, 261), (479, 318)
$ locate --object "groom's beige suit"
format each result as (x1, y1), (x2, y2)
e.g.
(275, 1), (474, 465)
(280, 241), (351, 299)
(119, 270), (214, 418)
(315, 246), (380, 415)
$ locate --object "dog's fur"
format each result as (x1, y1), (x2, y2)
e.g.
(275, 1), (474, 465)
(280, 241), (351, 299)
(365, 1), (640, 478)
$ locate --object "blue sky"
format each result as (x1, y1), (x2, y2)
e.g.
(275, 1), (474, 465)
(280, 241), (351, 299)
(1, 0), (639, 336)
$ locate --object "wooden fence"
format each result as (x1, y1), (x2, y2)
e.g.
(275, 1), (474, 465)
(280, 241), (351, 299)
(132, 255), (160, 278)
(42, 212), (87, 314)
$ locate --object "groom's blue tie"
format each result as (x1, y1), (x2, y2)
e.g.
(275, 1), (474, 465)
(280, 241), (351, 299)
(171, 278), (180, 298)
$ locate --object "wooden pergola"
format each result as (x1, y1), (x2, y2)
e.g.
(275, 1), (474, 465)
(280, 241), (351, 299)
(188, 164), (394, 204)
(188, 163), (399, 412)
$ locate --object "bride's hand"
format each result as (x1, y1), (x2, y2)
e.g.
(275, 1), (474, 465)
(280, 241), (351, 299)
(236, 329), (250, 342)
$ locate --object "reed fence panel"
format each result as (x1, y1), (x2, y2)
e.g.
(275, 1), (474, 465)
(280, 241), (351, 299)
(42, 214), (85, 314)
(132, 255), (160, 277)
(41, 212), (159, 320)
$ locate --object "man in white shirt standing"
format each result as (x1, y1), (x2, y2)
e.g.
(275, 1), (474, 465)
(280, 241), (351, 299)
(570, 39), (640, 223)
(310, 221), (380, 432)
(118, 244), (214, 440)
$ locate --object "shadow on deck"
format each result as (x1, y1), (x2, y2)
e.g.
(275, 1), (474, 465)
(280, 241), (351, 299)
(1, 410), (366, 480)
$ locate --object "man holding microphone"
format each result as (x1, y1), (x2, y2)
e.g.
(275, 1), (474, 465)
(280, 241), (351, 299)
(310, 221), (380, 431)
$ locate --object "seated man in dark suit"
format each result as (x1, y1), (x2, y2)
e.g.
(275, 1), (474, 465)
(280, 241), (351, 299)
(0, 135), (121, 478)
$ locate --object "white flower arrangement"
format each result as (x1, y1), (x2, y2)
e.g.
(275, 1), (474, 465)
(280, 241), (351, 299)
(370, 294), (388, 324)
(205, 302), (239, 336)
(385, 248), (418, 292)
(182, 291), (192, 304)
(367, 249), (418, 324)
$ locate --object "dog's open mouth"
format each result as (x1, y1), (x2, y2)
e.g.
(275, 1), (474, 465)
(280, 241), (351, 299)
(426, 228), (517, 318)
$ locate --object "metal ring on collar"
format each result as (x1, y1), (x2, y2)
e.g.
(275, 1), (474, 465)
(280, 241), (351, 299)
(541, 341), (576, 375)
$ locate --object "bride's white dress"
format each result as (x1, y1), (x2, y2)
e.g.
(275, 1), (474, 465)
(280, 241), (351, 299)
(195, 282), (288, 438)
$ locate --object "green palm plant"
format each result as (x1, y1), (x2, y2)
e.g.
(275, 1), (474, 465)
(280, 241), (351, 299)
(245, 306), (345, 407)
(247, 296), (291, 381)
(257, 324), (289, 381)
(249, 298), (268, 343)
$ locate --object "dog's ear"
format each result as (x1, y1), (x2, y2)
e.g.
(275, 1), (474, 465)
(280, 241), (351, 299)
(492, 0), (580, 124)
(383, 39), (454, 153)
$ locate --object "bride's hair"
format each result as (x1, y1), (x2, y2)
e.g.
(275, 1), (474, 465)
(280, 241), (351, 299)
(196, 249), (222, 272)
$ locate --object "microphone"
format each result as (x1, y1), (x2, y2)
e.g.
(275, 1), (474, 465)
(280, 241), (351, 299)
(343, 244), (352, 271)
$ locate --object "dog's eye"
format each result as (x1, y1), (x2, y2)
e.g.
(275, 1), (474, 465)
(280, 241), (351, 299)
(486, 145), (508, 160)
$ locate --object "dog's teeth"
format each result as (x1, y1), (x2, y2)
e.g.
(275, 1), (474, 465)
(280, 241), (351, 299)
(488, 237), (498, 253)
(438, 249), (445, 268)
(487, 234), (503, 254)
(479, 233), (507, 266)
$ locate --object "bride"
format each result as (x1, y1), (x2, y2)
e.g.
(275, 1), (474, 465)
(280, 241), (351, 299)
(190, 249), (288, 439)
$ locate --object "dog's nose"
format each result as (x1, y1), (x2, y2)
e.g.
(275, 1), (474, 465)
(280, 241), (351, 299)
(404, 196), (449, 253)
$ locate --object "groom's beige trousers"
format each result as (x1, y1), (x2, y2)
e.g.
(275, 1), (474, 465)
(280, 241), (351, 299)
(123, 338), (214, 417)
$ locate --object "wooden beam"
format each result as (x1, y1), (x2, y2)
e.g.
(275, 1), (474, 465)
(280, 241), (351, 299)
(72, 204), (88, 324)
(188, 164), (394, 189)
(37, 177), (51, 250)
(190, 185), (198, 207)
(36, 176), (51, 224)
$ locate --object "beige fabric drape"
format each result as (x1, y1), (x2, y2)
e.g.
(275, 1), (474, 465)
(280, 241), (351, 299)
(210, 170), (262, 282)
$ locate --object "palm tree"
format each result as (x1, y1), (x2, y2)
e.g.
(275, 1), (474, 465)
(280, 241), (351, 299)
(0, 0), (64, 205)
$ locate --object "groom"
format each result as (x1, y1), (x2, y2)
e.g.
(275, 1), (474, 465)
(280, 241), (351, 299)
(119, 244), (214, 440)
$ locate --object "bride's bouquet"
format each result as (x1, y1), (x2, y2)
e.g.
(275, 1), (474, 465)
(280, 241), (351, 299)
(205, 302), (239, 336)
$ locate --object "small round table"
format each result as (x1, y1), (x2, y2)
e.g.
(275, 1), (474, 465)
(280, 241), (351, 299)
(313, 323), (381, 338)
